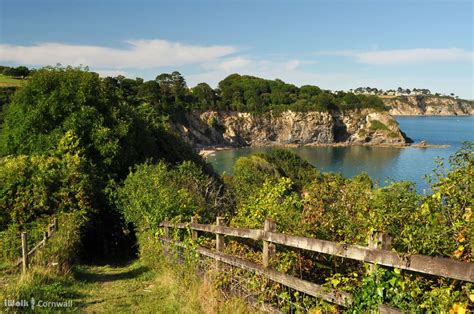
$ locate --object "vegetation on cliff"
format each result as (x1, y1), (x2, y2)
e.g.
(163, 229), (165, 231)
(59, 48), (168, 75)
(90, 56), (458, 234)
(0, 66), (386, 121)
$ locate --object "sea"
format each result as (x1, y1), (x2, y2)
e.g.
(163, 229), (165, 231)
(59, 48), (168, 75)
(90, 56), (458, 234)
(206, 116), (474, 193)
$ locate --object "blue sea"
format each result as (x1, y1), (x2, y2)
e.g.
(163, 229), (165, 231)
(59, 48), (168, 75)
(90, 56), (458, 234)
(207, 116), (473, 193)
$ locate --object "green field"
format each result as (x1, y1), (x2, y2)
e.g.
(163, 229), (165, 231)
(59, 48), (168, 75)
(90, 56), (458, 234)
(0, 74), (24, 87)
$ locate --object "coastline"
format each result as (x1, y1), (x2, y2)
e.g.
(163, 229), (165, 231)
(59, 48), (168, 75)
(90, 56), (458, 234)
(198, 142), (450, 157)
(392, 114), (472, 117)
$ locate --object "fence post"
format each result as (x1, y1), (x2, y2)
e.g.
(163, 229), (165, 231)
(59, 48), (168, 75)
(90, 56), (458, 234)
(216, 217), (225, 271)
(48, 224), (54, 237)
(367, 231), (392, 274)
(163, 220), (170, 257)
(53, 218), (58, 231)
(190, 216), (199, 241)
(263, 218), (276, 268)
(43, 231), (48, 245)
(21, 232), (28, 273)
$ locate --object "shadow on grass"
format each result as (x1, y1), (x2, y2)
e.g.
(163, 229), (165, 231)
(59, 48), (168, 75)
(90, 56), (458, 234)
(74, 263), (150, 283)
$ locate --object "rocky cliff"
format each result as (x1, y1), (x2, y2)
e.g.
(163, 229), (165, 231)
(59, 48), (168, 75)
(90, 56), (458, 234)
(384, 96), (473, 115)
(172, 109), (412, 148)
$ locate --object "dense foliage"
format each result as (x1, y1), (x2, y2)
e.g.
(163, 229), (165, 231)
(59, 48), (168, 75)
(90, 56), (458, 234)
(217, 74), (386, 113)
(116, 161), (232, 230)
(0, 66), (210, 263)
(229, 146), (473, 259)
(0, 148), (94, 230)
(224, 145), (473, 311)
(0, 65), (31, 78)
(0, 67), (206, 180)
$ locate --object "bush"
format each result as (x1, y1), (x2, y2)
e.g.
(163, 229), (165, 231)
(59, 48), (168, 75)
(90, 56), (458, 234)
(0, 211), (86, 309)
(258, 149), (320, 190)
(32, 211), (87, 273)
(231, 177), (302, 232)
(0, 148), (95, 229)
(116, 161), (229, 231)
(369, 119), (390, 131)
(232, 155), (281, 204)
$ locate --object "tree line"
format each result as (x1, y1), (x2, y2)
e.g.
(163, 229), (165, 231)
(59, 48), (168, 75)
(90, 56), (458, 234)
(0, 66), (386, 117)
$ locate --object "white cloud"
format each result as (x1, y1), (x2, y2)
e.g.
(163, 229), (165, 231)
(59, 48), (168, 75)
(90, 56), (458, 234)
(212, 57), (253, 72)
(187, 57), (349, 89)
(320, 48), (473, 65)
(0, 39), (238, 69)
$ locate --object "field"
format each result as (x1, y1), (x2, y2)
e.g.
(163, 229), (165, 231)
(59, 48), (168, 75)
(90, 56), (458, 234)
(0, 74), (25, 87)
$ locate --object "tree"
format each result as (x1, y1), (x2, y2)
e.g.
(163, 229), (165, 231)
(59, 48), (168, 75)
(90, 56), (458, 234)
(2, 66), (31, 77)
(300, 85), (322, 98)
(137, 80), (161, 106)
(191, 82), (217, 110)
(170, 71), (188, 102)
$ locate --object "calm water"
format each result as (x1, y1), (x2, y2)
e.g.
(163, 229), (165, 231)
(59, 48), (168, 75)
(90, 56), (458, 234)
(207, 116), (473, 193)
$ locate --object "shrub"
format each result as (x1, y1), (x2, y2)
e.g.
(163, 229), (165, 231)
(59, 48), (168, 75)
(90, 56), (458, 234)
(231, 177), (302, 232)
(258, 149), (320, 190)
(369, 119), (389, 131)
(232, 155), (280, 204)
(116, 161), (228, 231)
(0, 149), (95, 229)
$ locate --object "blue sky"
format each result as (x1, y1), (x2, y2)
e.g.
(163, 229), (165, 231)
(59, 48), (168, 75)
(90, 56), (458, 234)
(1, 0), (473, 98)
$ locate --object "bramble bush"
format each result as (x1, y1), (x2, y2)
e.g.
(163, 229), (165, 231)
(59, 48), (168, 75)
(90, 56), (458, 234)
(116, 161), (231, 231)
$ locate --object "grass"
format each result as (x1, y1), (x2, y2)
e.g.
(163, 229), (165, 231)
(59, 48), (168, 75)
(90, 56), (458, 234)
(0, 260), (255, 313)
(369, 119), (390, 132)
(0, 74), (24, 87)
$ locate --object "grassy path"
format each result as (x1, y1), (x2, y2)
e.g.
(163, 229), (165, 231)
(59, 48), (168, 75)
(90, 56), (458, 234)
(73, 261), (162, 313)
(71, 261), (251, 313)
(1, 260), (253, 313)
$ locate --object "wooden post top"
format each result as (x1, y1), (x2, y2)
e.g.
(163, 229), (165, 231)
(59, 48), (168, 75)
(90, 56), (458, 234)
(264, 218), (276, 231)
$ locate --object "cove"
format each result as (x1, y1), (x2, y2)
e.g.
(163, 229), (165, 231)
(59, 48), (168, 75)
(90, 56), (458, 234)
(206, 116), (473, 193)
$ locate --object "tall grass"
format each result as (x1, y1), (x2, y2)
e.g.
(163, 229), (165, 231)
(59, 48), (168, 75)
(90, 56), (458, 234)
(1, 211), (86, 308)
(137, 230), (257, 314)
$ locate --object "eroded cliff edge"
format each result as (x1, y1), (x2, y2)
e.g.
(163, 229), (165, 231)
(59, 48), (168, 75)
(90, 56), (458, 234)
(384, 96), (473, 116)
(172, 109), (412, 148)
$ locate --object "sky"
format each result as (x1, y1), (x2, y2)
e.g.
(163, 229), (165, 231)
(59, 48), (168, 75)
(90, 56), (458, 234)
(0, 0), (473, 98)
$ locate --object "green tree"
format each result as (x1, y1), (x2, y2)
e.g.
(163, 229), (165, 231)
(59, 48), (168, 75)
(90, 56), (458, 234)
(137, 80), (161, 106)
(191, 82), (217, 110)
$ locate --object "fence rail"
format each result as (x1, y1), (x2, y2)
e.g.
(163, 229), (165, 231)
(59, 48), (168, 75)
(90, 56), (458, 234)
(160, 217), (473, 312)
(161, 220), (473, 282)
(12, 218), (59, 273)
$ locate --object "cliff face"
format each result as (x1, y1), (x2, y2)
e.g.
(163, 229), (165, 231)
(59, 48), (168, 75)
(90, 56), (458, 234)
(384, 96), (474, 115)
(172, 109), (411, 148)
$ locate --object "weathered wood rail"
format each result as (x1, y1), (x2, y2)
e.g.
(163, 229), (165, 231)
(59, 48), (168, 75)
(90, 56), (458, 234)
(160, 217), (473, 311)
(12, 218), (59, 273)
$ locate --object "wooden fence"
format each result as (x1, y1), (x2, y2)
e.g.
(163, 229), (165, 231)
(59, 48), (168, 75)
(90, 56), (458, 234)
(160, 217), (473, 311)
(12, 218), (59, 273)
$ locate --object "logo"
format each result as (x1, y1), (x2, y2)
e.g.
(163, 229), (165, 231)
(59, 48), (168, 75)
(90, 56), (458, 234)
(3, 298), (72, 309)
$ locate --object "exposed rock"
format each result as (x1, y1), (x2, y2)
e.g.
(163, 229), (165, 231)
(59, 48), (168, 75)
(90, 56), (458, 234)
(171, 109), (412, 148)
(384, 96), (473, 116)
